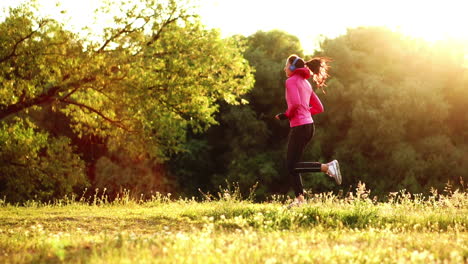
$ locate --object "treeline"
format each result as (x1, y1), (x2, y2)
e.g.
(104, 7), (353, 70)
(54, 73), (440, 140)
(1, 1), (467, 203)
(171, 28), (468, 199)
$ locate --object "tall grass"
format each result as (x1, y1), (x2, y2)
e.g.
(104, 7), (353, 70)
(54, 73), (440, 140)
(0, 182), (466, 263)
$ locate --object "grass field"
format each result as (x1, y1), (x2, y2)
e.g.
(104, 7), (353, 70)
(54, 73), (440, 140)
(0, 185), (466, 264)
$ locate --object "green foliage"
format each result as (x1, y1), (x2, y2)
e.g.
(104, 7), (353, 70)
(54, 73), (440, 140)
(318, 27), (468, 194)
(244, 30), (303, 119)
(173, 27), (467, 198)
(2, 0), (466, 201)
(169, 138), (216, 196)
(0, 0), (254, 201)
(0, 120), (87, 203)
(92, 151), (177, 200)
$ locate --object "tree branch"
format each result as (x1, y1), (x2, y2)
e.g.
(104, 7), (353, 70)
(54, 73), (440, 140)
(154, 96), (191, 121)
(0, 19), (50, 64)
(59, 84), (81, 101)
(0, 76), (96, 120)
(96, 16), (146, 53)
(146, 13), (180, 47)
(3, 160), (28, 168)
(59, 99), (134, 132)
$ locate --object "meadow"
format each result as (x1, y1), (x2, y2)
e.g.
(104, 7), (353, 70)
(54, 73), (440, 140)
(0, 184), (466, 264)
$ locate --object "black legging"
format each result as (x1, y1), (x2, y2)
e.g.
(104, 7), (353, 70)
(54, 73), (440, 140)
(286, 123), (322, 197)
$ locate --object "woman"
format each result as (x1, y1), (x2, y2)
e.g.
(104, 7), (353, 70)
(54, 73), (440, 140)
(275, 54), (341, 207)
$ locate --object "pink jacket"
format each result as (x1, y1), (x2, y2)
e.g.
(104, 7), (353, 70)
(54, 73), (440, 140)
(284, 68), (324, 127)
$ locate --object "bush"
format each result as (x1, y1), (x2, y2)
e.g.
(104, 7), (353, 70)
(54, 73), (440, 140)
(0, 120), (88, 203)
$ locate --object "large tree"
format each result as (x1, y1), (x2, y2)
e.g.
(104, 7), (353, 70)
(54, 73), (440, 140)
(0, 0), (254, 202)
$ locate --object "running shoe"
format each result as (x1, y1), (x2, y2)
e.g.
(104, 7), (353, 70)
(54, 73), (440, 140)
(327, 160), (342, 185)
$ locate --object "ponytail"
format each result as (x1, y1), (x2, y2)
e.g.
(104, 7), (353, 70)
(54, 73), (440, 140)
(305, 57), (331, 92)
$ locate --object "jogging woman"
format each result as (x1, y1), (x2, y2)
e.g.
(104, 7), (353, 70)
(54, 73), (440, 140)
(275, 54), (341, 207)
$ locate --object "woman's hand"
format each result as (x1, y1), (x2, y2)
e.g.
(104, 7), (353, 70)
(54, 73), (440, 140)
(275, 113), (287, 120)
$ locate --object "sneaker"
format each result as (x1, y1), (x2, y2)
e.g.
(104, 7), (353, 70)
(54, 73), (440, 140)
(327, 160), (342, 185)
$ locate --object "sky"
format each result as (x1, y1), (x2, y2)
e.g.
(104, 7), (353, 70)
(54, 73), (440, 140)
(1, 0), (468, 54)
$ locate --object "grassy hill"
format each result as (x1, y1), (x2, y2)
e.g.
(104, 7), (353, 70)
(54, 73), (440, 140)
(0, 185), (466, 263)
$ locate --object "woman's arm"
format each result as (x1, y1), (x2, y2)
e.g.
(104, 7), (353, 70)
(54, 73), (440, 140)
(309, 90), (324, 115)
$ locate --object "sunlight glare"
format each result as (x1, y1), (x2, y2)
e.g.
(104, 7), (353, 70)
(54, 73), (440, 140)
(1, 0), (467, 55)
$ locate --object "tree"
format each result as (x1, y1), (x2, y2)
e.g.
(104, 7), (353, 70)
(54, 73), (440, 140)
(318, 27), (468, 194)
(0, 0), (254, 202)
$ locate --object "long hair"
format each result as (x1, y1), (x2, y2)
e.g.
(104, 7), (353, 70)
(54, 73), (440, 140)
(288, 55), (331, 93)
(306, 57), (331, 93)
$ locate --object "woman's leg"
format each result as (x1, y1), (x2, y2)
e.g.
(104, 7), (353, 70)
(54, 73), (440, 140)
(292, 122), (333, 174)
(296, 161), (342, 185)
(294, 162), (322, 173)
(286, 124), (314, 197)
